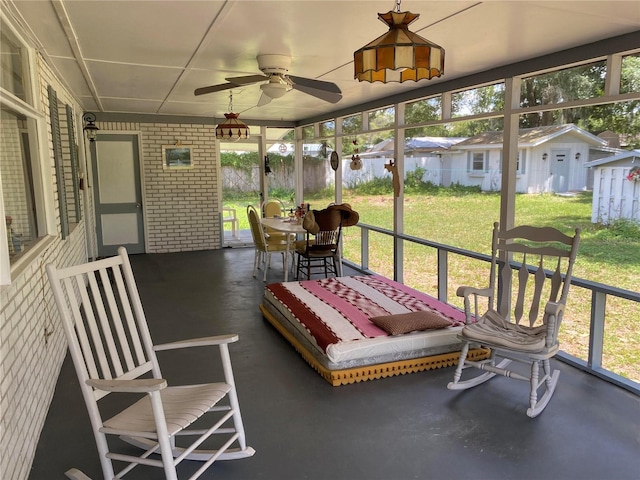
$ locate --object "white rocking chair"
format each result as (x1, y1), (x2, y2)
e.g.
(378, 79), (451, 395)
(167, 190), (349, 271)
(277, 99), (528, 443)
(447, 222), (580, 417)
(46, 247), (255, 480)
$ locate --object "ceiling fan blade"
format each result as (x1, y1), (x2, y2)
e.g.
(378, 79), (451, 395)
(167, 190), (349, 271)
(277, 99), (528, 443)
(291, 83), (343, 103)
(225, 74), (269, 85)
(194, 83), (236, 96)
(288, 75), (342, 95)
(194, 75), (268, 96)
(257, 92), (272, 107)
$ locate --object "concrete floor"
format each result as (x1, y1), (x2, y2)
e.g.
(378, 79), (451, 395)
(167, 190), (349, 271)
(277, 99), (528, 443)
(30, 247), (640, 480)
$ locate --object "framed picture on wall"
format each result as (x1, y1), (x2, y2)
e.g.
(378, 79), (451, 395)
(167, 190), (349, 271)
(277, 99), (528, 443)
(162, 145), (193, 169)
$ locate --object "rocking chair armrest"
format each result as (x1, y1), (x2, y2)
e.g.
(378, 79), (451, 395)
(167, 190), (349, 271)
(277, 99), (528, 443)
(543, 301), (566, 346)
(456, 285), (492, 299)
(153, 334), (239, 352)
(86, 378), (167, 393)
(544, 301), (565, 317)
(456, 286), (493, 324)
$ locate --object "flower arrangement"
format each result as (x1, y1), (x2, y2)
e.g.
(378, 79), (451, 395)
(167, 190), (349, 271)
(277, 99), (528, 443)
(627, 166), (640, 182)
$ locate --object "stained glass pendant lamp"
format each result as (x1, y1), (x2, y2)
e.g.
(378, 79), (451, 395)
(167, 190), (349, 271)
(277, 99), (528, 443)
(354, 0), (444, 83)
(215, 93), (250, 142)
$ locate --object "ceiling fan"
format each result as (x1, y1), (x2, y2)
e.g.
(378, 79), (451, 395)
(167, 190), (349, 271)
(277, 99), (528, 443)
(194, 54), (342, 106)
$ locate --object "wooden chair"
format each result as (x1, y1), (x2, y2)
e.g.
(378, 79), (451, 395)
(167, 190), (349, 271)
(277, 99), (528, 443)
(295, 207), (343, 280)
(247, 204), (291, 281)
(46, 248), (255, 480)
(447, 222), (580, 417)
(295, 203), (359, 280)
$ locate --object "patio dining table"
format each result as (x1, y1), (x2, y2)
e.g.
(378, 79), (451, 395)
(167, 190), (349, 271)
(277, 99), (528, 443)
(260, 217), (306, 282)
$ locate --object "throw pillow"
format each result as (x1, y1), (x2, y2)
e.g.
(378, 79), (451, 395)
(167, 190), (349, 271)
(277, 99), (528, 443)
(370, 310), (452, 335)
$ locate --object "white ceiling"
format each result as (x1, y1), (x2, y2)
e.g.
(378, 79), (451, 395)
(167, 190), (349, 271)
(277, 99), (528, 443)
(8, 0), (640, 123)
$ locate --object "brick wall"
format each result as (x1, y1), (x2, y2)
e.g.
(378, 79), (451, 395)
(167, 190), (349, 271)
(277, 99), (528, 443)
(1, 45), (222, 480)
(0, 54), (88, 480)
(98, 122), (220, 253)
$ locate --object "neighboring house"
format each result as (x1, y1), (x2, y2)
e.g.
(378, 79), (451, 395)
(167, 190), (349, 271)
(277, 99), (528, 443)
(399, 137), (467, 188)
(584, 151), (640, 224)
(356, 125), (613, 193)
(450, 124), (609, 193)
(350, 137), (465, 188)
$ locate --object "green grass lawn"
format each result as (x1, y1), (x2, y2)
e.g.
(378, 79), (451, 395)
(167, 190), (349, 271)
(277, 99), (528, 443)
(225, 190), (640, 382)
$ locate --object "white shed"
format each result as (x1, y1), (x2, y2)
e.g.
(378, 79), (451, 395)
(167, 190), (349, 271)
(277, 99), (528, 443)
(584, 151), (640, 224)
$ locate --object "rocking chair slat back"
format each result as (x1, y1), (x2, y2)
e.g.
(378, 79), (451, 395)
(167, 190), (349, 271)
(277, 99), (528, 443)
(529, 258), (546, 325)
(110, 263), (147, 366)
(47, 252), (156, 401)
(61, 275), (101, 380)
(550, 260), (563, 301)
(88, 270), (126, 377)
(95, 266), (135, 373)
(512, 256), (529, 323)
(494, 224), (579, 328)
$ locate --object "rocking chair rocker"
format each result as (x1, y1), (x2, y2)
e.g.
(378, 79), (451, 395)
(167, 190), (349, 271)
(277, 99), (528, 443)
(46, 247), (255, 479)
(447, 222), (580, 417)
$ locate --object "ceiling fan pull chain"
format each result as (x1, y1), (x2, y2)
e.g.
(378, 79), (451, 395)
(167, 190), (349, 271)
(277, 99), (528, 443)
(395, 0), (402, 13)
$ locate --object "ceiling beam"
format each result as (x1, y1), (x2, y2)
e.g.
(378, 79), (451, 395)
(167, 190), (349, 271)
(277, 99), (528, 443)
(298, 30), (640, 126)
(51, 0), (103, 111)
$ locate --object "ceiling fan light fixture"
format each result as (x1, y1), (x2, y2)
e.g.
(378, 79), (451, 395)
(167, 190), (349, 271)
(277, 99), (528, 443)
(260, 82), (288, 99)
(354, 3), (444, 84)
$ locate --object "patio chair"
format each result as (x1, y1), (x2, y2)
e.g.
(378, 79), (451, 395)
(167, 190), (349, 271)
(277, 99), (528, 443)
(262, 199), (286, 218)
(46, 248), (255, 480)
(447, 222), (580, 417)
(247, 204), (292, 281)
(222, 207), (239, 238)
(261, 199), (294, 243)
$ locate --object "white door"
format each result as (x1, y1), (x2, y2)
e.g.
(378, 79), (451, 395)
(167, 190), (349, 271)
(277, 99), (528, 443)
(551, 149), (571, 193)
(91, 134), (144, 256)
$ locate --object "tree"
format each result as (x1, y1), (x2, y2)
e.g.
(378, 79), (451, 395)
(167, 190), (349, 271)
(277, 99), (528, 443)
(519, 57), (640, 148)
(405, 84), (505, 138)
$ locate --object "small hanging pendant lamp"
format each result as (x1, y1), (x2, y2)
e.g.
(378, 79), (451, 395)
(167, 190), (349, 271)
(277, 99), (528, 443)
(354, 0), (444, 83)
(215, 93), (250, 142)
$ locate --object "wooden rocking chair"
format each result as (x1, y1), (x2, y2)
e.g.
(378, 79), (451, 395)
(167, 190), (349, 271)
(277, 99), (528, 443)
(46, 247), (255, 479)
(447, 222), (580, 417)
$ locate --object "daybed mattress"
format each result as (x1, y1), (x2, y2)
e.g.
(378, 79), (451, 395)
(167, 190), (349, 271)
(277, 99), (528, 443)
(261, 275), (487, 384)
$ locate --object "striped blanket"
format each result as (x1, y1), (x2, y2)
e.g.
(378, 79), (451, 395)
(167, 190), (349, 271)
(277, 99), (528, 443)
(264, 275), (466, 354)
